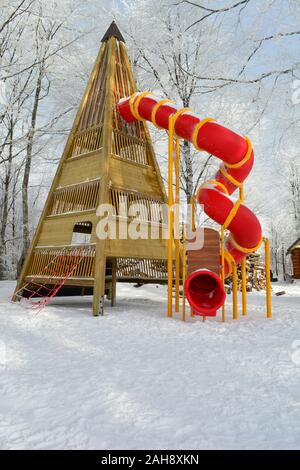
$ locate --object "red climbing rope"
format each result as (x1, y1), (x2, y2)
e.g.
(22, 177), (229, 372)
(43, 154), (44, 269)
(13, 247), (85, 313)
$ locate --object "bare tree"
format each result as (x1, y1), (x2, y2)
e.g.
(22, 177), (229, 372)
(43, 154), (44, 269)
(0, 0), (93, 278)
(0, 0), (33, 41)
(289, 163), (300, 236)
(176, 0), (252, 31)
(17, 9), (77, 273)
(0, 11), (33, 278)
(124, 7), (214, 203)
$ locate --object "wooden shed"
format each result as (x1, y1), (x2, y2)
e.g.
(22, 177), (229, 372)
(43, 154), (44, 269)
(287, 238), (300, 279)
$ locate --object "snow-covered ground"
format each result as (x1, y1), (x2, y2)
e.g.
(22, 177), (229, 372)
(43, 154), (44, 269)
(0, 280), (299, 450)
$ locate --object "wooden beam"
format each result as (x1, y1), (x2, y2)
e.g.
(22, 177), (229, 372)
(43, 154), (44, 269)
(92, 37), (116, 316)
(111, 258), (117, 307)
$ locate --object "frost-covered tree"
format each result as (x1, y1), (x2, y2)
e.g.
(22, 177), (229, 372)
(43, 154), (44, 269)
(289, 163), (300, 236)
(113, 0), (300, 250)
(0, 0), (101, 278)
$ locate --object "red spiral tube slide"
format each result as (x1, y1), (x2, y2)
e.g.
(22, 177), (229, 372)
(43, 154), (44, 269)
(118, 93), (262, 316)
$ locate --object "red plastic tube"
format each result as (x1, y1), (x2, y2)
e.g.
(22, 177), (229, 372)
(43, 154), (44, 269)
(185, 269), (226, 316)
(118, 93), (262, 315)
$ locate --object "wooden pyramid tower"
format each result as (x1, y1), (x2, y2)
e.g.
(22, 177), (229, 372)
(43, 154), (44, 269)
(13, 22), (168, 315)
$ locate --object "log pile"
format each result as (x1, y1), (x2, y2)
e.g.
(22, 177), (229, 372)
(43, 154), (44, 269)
(225, 253), (267, 293)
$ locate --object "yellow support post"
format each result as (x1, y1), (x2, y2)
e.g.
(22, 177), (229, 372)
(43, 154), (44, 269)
(182, 224), (186, 322)
(175, 138), (181, 313)
(241, 257), (247, 315)
(167, 107), (190, 319)
(188, 196), (195, 318)
(232, 261), (238, 320)
(239, 185), (244, 203)
(264, 237), (272, 318)
(190, 195), (196, 232)
(167, 115), (175, 317)
(221, 226), (226, 322)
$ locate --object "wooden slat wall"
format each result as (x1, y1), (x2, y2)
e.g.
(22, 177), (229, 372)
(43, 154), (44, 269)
(109, 157), (162, 196)
(28, 245), (96, 278)
(68, 124), (103, 159)
(113, 41), (146, 140)
(76, 46), (109, 132)
(49, 180), (100, 216)
(29, 250), (172, 282)
(109, 187), (166, 223)
(66, 42), (107, 159)
(112, 129), (150, 165)
(68, 40), (151, 164)
(116, 257), (172, 280)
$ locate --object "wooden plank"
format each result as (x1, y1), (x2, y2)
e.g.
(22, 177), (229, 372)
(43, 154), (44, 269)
(110, 156), (163, 196)
(187, 228), (220, 276)
(105, 237), (168, 260)
(25, 276), (94, 287)
(93, 37), (116, 316)
(59, 151), (104, 187)
(37, 213), (98, 246)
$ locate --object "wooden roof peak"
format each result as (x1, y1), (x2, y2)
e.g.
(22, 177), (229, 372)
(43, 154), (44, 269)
(287, 236), (300, 254)
(101, 21), (125, 43)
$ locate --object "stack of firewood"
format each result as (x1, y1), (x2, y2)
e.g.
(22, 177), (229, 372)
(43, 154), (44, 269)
(225, 253), (267, 293)
(245, 253), (266, 291)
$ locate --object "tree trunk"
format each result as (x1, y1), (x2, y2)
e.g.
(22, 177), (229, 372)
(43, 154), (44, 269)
(282, 245), (286, 281)
(18, 66), (43, 276)
(182, 140), (194, 204)
(0, 122), (13, 279)
(274, 250), (279, 277)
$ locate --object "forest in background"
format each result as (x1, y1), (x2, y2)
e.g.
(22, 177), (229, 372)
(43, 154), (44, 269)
(0, 0), (299, 280)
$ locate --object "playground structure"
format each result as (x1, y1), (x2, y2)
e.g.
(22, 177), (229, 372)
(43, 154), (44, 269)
(118, 93), (272, 321)
(13, 22), (170, 315)
(12, 21), (272, 320)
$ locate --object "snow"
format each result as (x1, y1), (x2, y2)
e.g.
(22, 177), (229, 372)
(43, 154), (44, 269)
(0, 280), (299, 450)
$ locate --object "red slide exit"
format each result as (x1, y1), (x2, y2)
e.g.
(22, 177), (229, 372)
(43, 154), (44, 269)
(118, 93), (262, 316)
